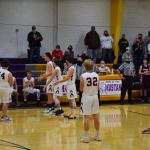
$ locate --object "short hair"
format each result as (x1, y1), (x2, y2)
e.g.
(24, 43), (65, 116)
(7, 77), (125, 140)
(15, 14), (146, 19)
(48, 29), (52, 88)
(9, 70), (12, 73)
(65, 56), (73, 63)
(139, 33), (142, 36)
(143, 58), (148, 61)
(83, 59), (94, 71)
(45, 52), (51, 59)
(122, 34), (125, 36)
(68, 45), (73, 50)
(54, 55), (59, 59)
(2, 59), (10, 68)
(53, 58), (60, 66)
(27, 70), (32, 73)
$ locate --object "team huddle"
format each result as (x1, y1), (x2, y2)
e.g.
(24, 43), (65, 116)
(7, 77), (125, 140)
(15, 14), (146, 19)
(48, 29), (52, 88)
(0, 53), (101, 143)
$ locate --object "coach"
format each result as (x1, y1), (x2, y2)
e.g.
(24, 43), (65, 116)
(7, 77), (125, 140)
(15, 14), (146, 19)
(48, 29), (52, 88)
(28, 26), (43, 64)
(117, 55), (135, 105)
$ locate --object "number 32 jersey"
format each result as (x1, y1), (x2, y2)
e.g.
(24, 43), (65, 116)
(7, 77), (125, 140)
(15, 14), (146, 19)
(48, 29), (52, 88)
(0, 68), (10, 88)
(82, 72), (99, 96)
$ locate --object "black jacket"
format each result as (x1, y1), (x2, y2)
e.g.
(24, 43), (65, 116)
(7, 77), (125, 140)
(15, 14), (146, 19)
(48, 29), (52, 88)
(27, 31), (43, 48)
(118, 38), (129, 52)
(133, 43), (143, 55)
(84, 31), (100, 49)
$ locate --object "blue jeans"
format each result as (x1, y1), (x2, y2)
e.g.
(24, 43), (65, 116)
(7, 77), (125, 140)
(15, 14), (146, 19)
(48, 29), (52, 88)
(29, 46), (40, 64)
(87, 49), (98, 63)
(134, 54), (142, 68)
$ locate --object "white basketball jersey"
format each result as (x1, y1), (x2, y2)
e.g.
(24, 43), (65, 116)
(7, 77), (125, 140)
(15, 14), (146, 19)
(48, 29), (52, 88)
(67, 65), (76, 84)
(46, 61), (54, 79)
(82, 72), (99, 96)
(54, 66), (63, 81)
(0, 68), (10, 88)
(24, 77), (34, 90)
(10, 77), (15, 89)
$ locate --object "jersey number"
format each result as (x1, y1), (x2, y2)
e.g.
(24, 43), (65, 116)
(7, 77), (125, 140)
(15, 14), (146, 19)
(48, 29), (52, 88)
(1, 73), (5, 80)
(86, 77), (97, 86)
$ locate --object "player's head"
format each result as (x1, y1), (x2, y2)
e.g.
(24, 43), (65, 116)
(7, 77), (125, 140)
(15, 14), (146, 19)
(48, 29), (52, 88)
(65, 56), (73, 66)
(83, 59), (94, 71)
(44, 52), (51, 61)
(27, 70), (32, 79)
(2, 59), (10, 69)
(53, 55), (59, 60)
(53, 58), (60, 67)
(143, 58), (148, 64)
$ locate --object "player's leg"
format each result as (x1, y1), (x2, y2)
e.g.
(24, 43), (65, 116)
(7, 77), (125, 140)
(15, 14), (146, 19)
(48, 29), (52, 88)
(23, 89), (28, 106)
(91, 95), (101, 141)
(33, 89), (42, 106)
(53, 95), (64, 115)
(140, 78), (144, 102)
(43, 93), (53, 113)
(13, 89), (20, 106)
(68, 99), (76, 119)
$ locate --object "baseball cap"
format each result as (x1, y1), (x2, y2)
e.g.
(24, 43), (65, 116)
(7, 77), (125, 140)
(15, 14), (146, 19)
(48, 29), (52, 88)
(126, 47), (130, 50)
(32, 26), (36, 29)
(91, 26), (95, 29)
(56, 45), (60, 49)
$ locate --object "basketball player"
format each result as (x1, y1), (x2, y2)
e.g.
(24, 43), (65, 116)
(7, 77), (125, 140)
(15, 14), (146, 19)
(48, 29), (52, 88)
(38, 52), (54, 113)
(0, 60), (13, 121)
(9, 70), (20, 106)
(139, 58), (150, 102)
(54, 56), (77, 119)
(80, 59), (101, 143)
(23, 70), (41, 106)
(43, 58), (64, 115)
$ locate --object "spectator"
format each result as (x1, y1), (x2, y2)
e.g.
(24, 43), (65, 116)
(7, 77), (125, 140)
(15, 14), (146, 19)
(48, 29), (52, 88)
(51, 45), (63, 60)
(64, 45), (74, 58)
(61, 50), (74, 64)
(74, 57), (85, 103)
(122, 47), (133, 63)
(118, 34), (129, 54)
(80, 50), (89, 62)
(27, 26), (43, 64)
(133, 38), (143, 69)
(138, 33), (146, 56)
(144, 31), (150, 46)
(147, 41), (150, 62)
(100, 30), (115, 63)
(84, 26), (100, 63)
(117, 55), (135, 105)
(98, 61), (111, 74)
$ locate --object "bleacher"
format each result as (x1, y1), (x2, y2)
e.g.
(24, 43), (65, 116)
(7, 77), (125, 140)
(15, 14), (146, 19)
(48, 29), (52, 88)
(0, 57), (144, 105)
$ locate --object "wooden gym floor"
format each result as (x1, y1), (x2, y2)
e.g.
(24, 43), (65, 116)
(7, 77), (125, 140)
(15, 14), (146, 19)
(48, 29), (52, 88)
(0, 104), (150, 150)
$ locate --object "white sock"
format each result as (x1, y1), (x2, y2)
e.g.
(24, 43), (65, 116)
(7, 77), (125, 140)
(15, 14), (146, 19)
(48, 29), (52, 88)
(70, 108), (73, 113)
(96, 130), (99, 136)
(73, 109), (76, 114)
(84, 131), (88, 137)
(37, 99), (40, 101)
(57, 107), (61, 110)
(24, 99), (27, 101)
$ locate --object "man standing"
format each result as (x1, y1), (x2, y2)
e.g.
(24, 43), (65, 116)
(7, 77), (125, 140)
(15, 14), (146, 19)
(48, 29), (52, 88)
(28, 26), (43, 64)
(139, 58), (150, 102)
(133, 38), (143, 69)
(100, 30), (115, 63)
(117, 55), (135, 105)
(118, 34), (129, 54)
(84, 26), (100, 63)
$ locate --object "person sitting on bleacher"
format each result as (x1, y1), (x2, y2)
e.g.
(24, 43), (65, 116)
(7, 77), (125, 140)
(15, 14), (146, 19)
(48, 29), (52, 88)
(98, 61), (111, 74)
(22, 70), (41, 107)
(122, 47), (133, 63)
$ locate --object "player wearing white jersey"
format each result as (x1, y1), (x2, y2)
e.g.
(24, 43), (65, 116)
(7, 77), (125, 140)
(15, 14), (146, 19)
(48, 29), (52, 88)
(80, 59), (101, 143)
(43, 58), (64, 115)
(38, 52), (55, 113)
(54, 56), (77, 119)
(23, 70), (41, 106)
(0, 60), (13, 121)
(8, 71), (20, 106)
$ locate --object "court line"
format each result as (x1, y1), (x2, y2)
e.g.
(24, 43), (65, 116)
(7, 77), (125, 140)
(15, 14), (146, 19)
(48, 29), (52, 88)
(104, 105), (150, 116)
(76, 124), (150, 150)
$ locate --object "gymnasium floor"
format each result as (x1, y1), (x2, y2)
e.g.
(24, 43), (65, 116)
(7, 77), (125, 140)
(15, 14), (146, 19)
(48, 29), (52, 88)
(0, 104), (150, 150)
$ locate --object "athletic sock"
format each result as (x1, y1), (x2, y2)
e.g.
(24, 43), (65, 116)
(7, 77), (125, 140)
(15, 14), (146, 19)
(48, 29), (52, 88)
(73, 109), (76, 114)
(24, 99), (27, 101)
(57, 107), (61, 110)
(37, 99), (40, 101)
(96, 130), (99, 136)
(84, 131), (88, 137)
(70, 108), (73, 113)
(16, 100), (18, 103)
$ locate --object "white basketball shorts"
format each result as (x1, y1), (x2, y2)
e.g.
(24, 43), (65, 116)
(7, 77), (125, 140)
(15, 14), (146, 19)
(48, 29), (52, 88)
(67, 84), (77, 100)
(0, 87), (11, 104)
(54, 83), (62, 96)
(80, 95), (99, 115)
(46, 78), (53, 94)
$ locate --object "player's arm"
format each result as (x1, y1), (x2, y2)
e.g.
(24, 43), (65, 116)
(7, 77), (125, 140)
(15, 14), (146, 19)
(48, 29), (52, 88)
(54, 68), (74, 85)
(14, 78), (18, 92)
(8, 73), (13, 86)
(80, 75), (84, 92)
(30, 79), (35, 88)
(23, 79), (29, 88)
(38, 63), (52, 81)
(45, 69), (58, 88)
(139, 65), (148, 75)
